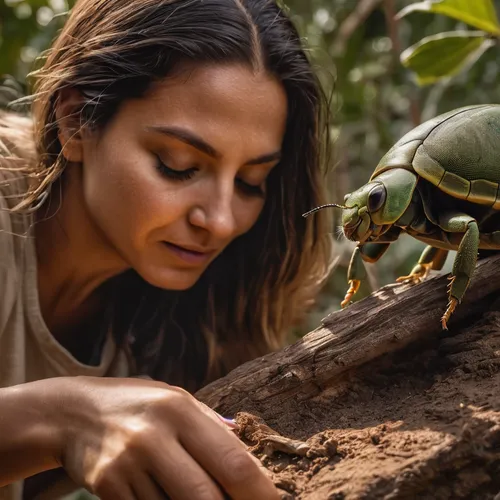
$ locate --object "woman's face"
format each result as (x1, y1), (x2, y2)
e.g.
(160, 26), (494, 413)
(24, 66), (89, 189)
(77, 63), (287, 289)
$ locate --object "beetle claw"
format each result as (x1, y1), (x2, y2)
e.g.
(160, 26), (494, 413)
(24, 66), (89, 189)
(395, 275), (418, 284)
(441, 297), (458, 330)
(396, 263), (432, 285)
(341, 280), (361, 308)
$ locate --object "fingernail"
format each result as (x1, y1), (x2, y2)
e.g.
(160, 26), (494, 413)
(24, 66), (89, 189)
(217, 414), (239, 429)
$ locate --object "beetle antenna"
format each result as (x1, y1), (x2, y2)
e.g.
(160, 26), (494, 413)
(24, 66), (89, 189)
(302, 203), (347, 217)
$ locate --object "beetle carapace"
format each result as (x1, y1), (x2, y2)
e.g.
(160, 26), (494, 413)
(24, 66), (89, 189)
(304, 104), (500, 329)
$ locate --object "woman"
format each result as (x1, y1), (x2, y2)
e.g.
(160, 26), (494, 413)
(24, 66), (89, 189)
(0, 0), (334, 498)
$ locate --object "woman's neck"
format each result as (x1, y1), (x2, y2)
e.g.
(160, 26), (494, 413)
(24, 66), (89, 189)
(34, 167), (130, 340)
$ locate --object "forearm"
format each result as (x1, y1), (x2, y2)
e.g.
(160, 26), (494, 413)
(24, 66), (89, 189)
(0, 380), (63, 486)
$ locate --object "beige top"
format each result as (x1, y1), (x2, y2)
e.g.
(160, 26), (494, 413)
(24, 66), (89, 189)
(0, 173), (130, 499)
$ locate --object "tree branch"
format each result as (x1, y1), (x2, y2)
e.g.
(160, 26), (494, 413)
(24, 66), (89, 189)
(332, 0), (383, 55)
(196, 255), (500, 419)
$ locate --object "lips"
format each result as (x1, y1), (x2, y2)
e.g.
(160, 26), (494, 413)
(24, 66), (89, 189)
(162, 241), (216, 265)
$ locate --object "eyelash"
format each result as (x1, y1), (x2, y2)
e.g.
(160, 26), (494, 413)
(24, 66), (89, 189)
(156, 158), (197, 181)
(155, 158), (265, 197)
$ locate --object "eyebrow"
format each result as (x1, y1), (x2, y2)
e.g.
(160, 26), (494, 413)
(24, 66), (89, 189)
(147, 125), (282, 166)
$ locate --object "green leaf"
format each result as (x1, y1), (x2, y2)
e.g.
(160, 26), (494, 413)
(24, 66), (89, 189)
(400, 31), (495, 86)
(396, 0), (500, 35)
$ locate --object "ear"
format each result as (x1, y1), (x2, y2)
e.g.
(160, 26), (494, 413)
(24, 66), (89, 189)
(54, 87), (86, 162)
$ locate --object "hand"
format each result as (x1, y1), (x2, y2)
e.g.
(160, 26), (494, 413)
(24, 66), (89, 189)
(55, 376), (279, 500)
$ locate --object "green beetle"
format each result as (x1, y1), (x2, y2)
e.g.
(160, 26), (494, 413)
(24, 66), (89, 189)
(304, 104), (500, 329)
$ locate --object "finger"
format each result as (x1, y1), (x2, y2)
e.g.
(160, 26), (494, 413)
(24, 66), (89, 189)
(149, 440), (225, 500)
(131, 471), (169, 500)
(94, 479), (137, 500)
(193, 399), (239, 431)
(185, 398), (266, 474)
(215, 414), (239, 430)
(189, 400), (266, 471)
(177, 412), (280, 500)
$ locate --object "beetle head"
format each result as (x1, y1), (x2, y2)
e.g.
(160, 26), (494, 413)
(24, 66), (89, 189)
(303, 168), (417, 243)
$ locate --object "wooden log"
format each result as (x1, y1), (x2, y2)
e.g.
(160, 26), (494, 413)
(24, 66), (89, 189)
(195, 254), (500, 419)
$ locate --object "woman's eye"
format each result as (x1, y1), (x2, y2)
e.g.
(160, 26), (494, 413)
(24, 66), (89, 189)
(155, 157), (197, 181)
(155, 156), (264, 196)
(236, 178), (265, 197)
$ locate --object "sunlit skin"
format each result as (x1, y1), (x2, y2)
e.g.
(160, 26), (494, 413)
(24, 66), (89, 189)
(35, 63), (288, 341)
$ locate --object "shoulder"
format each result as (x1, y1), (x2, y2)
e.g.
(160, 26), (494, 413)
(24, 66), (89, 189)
(0, 111), (36, 332)
(0, 186), (23, 339)
(0, 109), (36, 163)
(0, 110), (37, 217)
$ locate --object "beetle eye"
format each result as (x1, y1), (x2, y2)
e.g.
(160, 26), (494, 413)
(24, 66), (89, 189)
(368, 184), (386, 212)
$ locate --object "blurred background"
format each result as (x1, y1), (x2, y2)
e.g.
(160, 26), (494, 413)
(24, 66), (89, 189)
(1, 0), (500, 339)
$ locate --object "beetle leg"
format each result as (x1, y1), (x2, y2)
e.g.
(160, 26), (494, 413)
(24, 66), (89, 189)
(342, 243), (390, 307)
(437, 212), (479, 330)
(396, 246), (449, 284)
(342, 247), (364, 307)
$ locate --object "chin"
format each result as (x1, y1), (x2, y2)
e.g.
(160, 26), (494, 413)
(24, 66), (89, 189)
(137, 267), (204, 291)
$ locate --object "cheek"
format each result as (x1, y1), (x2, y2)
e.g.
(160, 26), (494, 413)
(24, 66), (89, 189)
(81, 144), (184, 246)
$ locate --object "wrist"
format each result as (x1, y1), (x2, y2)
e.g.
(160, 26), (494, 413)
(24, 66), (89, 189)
(5, 379), (66, 468)
(0, 378), (70, 486)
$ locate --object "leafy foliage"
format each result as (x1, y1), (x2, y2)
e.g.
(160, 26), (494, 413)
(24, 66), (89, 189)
(399, 0), (500, 85)
(397, 0), (500, 35)
(400, 31), (495, 85)
(0, 0), (73, 84)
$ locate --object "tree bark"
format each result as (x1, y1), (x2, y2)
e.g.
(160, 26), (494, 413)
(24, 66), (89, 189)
(195, 254), (500, 419)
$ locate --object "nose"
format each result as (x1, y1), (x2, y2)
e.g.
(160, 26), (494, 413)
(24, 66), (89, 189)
(188, 180), (237, 240)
